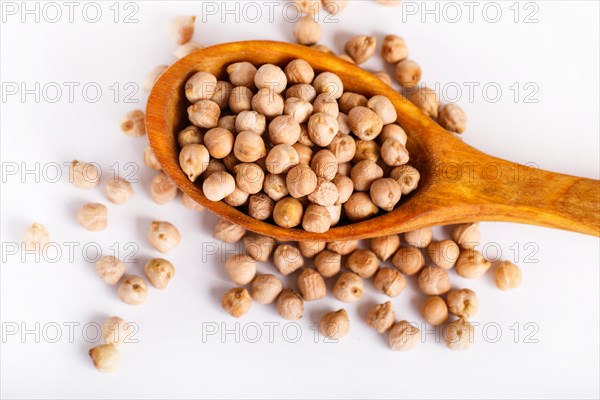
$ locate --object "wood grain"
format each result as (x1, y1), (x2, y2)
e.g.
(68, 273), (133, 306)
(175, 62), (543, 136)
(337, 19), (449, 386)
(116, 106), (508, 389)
(146, 40), (600, 241)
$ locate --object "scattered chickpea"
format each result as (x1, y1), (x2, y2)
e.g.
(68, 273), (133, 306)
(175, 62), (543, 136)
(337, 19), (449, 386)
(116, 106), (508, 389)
(351, 160), (384, 191)
(23, 223), (50, 252)
(214, 219), (247, 243)
(373, 268), (407, 297)
(104, 178), (133, 205)
(101, 317), (135, 347)
(390, 165), (420, 195)
(144, 258), (175, 289)
(182, 193), (206, 211)
(348, 106), (384, 141)
(313, 250), (341, 278)
(495, 260), (522, 290)
(242, 233), (276, 262)
(89, 344), (120, 373)
(292, 0), (321, 15)
(169, 15), (195, 45)
(389, 321), (420, 351)
(302, 204), (332, 233)
(203, 171), (236, 202)
(404, 227), (433, 248)
(251, 274), (283, 304)
(455, 249), (491, 278)
(418, 266), (451, 295)
(286, 164), (318, 198)
(319, 309), (350, 339)
(229, 86), (254, 113)
(327, 240), (359, 255)
(96, 256), (125, 286)
(148, 221), (181, 253)
(286, 83), (317, 102)
(438, 104), (467, 133)
(185, 71), (217, 103)
(225, 254), (257, 286)
(273, 244), (304, 275)
(143, 65), (168, 92)
(452, 223), (480, 249)
(70, 160), (101, 190)
(308, 112), (339, 147)
(187, 100), (221, 128)
(381, 138), (409, 167)
(382, 34), (408, 64)
(370, 178), (402, 211)
(366, 301), (396, 333)
(294, 15), (321, 45)
(117, 275), (148, 305)
(120, 109), (146, 137)
(344, 192), (379, 222)
(370, 234), (400, 262)
(312, 72), (344, 100)
(143, 146), (162, 171)
(178, 125), (203, 147)
(221, 287), (252, 318)
(444, 318), (475, 350)
(77, 203), (108, 231)
(263, 173), (289, 201)
(332, 272), (364, 303)
(392, 246), (425, 276)
(353, 140), (380, 163)
(420, 296), (449, 326)
(346, 249), (379, 278)
(273, 197), (304, 228)
(447, 289), (478, 319)
(322, 0), (348, 13)
(235, 163), (266, 195)
(210, 81), (233, 109)
(226, 62), (257, 88)
(408, 86), (439, 118)
(174, 41), (203, 59)
(394, 59), (422, 88)
(297, 269), (327, 301)
(344, 35), (377, 64)
(427, 240), (461, 270)
(277, 289), (304, 320)
(338, 54), (355, 64)
(252, 88), (285, 118)
(373, 71), (392, 86)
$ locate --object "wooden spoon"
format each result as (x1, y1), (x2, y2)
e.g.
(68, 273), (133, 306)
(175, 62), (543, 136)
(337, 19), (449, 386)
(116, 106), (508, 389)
(146, 41), (600, 241)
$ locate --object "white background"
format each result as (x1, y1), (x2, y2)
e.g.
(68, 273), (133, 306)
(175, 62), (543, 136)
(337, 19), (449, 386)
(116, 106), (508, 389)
(1, 1), (599, 398)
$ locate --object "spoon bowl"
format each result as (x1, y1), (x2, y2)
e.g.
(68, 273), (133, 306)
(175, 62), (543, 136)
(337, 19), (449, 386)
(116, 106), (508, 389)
(146, 40), (600, 241)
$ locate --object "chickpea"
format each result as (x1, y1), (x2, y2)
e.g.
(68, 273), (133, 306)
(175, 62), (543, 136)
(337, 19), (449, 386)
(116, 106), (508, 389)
(248, 194), (274, 221)
(367, 95), (397, 125)
(250, 274), (283, 305)
(337, 112), (350, 135)
(23, 223), (50, 252)
(370, 234), (400, 262)
(392, 246), (425, 276)
(286, 164), (318, 198)
(313, 93), (339, 118)
(444, 318), (475, 350)
(77, 203), (107, 231)
(182, 193), (206, 212)
(70, 160), (100, 190)
(179, 144), (210, 182)
(187, 100), (221, 128)
(408, 86), (439, 118)
(242, 233), (276, 262)
(225, 254), (257, 286)
(373, 71), (392, 86)
(294, 15), (321, 45)
(297, 268), (327, 301)
(394, 59), (421, 88)
(404, 227), (433, 248)
(144, 146), (162, 171)
(284, 59), (314, 85)
(235, 111), (265, 135)
(308, 112), (339, 147)
(455, 249), (491, 278)
(332, 272), (364, 303)
(117, 275), (148, 305)
(178, 125), (203, 147)
(327, 134), (356, 163)
(269, 115), (301, 145)
(310, 150), (338, 181)
(234, 163), (265, 195)
(353, 140), (380, 163)
(143, 65), (168, 92)
(89, 344), (120, 373)
(319, 309), (350, 339)
(373, 268), (407, 297)
(210, 81), (233, 109)
(390, 165), (420, 195)
(346, 249), (379, 278)
(252, 88), (285, 118)
(298, 241), (326, 258)
(96, 256), (125, 286)
(418, 266), (451, 295)
(351, 160), (384, 191)
(272, 197), (302, 228)
(379, 124), (407, 146)
(348, 106), (384, 141)
(218, 115), (237, 134)
(274, 244), (304, 275)
(452, 223), (480, 249)
(302, 204), (332, 233)
(101, 317), (135, 347)
(185, 71), (217, 103)
(263, 173), (289, 201)
(438, 104), (467, 133)
(327, 240), (359, 255)
(337, 162), (351, 176)
(234, 131), (267, 163)
(148, 221), (181, 253)
(344, 192), (379, 222)
(322, 0), (348, 14)
(292, 0), (321, 15)
(144, 258), (175, 289)
(382, 34), (408, 63)
(297, 124), (316, 147)
(389, 321), (420, 351)
(284, 97), (314, 123)
(312, 72), (344, 100)
(313, 250), (342, 278)
(420, 296), (449, 326)
(229, 86), (254, 113)
(495, 260), (522, 290)
(226, 62), (257, 88)
(254, 64), (287, 94)
(203, 171), (236, 201)
(344, 35), (377, 64)
(221, 288), (252, 318)
(370, 178), (402, 212)
(308, 179), (339, 206)
(366, 301), (395, 334)
(447, 289), (479, 319)
(332, 174), (353, 204)
(214, 219), (247, 243)
(427, 240), (461, 270)
(381, 138), (409, 167)
(224, 186), (250, 207)
(277, 289), (304, 320)
(286, 84), (317, 102)
(203, 128), (234, 159)
(169, 15), (195, 45)
(120, 109), (146, 137)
